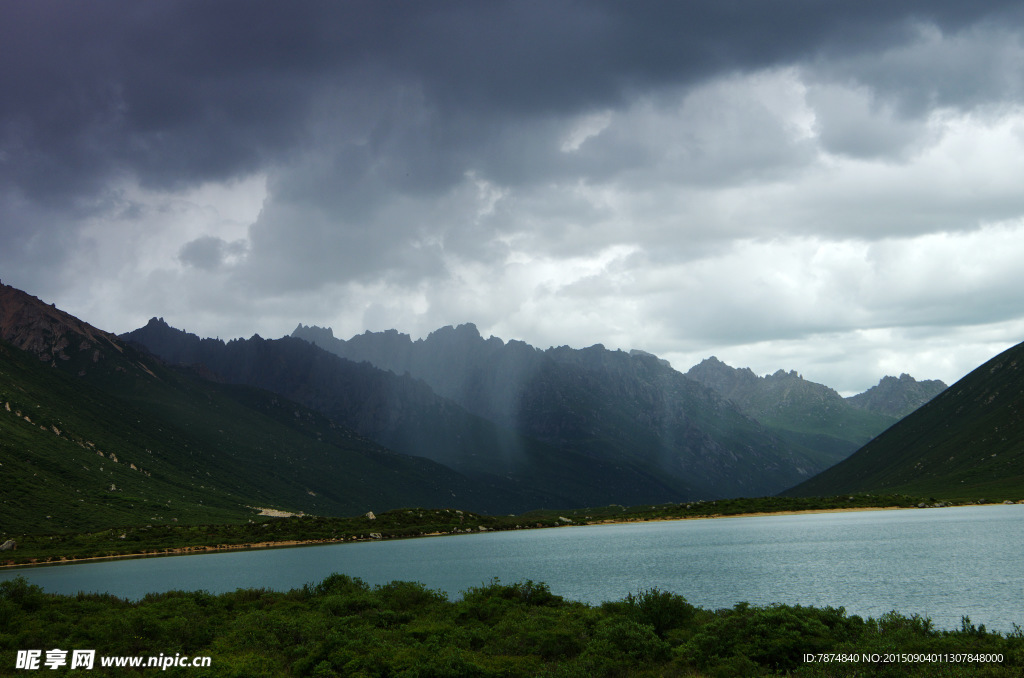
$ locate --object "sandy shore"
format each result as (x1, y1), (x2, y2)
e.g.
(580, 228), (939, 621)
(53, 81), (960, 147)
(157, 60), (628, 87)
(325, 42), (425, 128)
(1, 537), (349, 569)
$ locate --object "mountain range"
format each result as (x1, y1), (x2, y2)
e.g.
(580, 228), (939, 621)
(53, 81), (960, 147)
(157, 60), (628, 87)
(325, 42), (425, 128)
(685, 356), (945, 461)
(7, 278), (1014, 542)
(127, 319), (823, 503)
(0, 283), (510, 535)
(290, 323), (945, 477)
(288, 322), (914, 494)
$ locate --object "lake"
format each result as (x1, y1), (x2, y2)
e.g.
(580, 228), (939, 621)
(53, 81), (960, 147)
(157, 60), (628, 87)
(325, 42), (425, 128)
(4, 504), (1022, 631)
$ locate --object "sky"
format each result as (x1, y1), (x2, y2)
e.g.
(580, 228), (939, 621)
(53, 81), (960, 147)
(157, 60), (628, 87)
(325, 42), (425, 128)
(4, 1), (1024, 395)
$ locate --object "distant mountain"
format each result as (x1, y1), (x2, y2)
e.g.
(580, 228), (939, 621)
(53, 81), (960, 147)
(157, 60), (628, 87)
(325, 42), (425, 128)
(784, 340), (1024, 499)
(0, 283), (507, 535)
(685, 356), (945, 462)
(846, 373), (947, 419)
(125, 319), (696, 509)
(291, 323), (832, 498)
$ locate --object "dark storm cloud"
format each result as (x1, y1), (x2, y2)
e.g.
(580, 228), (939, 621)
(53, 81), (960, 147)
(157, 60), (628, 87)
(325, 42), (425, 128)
(6, 0), (1024, 365)
(3, 0), (1020, 204)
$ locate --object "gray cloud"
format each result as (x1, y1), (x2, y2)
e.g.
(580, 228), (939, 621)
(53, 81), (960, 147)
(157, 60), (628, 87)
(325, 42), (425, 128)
(178, 236), (247, 271)
(4, 1), (1019, 200)
(4, 0), (1024, 393)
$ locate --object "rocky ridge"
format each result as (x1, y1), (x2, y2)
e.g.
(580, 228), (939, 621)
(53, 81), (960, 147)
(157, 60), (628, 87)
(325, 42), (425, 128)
(0, 282), (123, 369)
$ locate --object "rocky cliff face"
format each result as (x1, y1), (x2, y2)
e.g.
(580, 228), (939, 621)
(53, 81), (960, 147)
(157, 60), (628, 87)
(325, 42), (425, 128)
(684, 355), (933, 465)
(686, 357), (852, 420)
(0, 282), (123, 369)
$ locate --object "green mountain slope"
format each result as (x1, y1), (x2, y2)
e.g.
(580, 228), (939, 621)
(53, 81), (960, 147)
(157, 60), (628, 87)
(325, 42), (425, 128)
(784, 340), (1024, 499)
(0, 284), (511, 537)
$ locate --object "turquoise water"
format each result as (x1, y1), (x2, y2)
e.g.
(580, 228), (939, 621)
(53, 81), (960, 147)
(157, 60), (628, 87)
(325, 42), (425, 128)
(4, 504), (1022, 631)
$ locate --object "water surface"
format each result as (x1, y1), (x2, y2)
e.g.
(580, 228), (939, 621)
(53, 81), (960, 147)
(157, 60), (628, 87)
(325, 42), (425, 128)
(4, 504), (1021, 631)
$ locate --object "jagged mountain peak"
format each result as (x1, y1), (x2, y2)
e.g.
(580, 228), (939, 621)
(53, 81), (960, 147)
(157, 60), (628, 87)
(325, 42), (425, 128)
(846, 373), (948, 419)
(427, 322), (480, 338)
(293, 323), (334, 338)
(422, 323), (494, 348)
(685, 354), (908, 455)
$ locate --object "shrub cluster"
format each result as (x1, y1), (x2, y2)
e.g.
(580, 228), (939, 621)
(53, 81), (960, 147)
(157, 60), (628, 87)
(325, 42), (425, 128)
(2, 575), (1021, 677)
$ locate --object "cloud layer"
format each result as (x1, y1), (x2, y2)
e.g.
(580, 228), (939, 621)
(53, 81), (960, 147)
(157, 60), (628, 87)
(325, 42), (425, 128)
(4, 1), (1024, 392)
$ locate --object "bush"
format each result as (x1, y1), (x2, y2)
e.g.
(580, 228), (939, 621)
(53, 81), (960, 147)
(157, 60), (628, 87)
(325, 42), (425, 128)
(579, 617), (671, 675)
(680, 603), (857, 673)
(602, 588), (696, 638)
(310, 573), (370, 597)
(462, 578), (562, 607)
(374, 580), (447, 612)
(0, 576), (46, 612)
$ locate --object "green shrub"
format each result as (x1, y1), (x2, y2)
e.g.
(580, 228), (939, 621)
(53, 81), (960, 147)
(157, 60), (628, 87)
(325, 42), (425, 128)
(309, 573), (370, 597)
(602, 588), (696, 638)
(583, 617), (671, 665)
(680, 603), (858, 673)
(375, 580), (448, 612)
(462, 578), (562, 607)
(0, 576), (46, 612)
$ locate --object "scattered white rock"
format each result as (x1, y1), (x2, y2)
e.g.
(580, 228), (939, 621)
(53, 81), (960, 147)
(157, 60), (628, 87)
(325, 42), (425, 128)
(254, 507), (302, 518)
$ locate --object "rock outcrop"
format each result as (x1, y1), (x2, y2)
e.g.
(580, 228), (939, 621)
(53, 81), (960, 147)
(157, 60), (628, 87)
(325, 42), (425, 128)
(0, 283), (123, 368)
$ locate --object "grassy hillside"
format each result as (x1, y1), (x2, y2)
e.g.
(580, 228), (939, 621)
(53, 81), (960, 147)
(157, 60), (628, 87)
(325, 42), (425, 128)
(785, 340), (1024, 500)
(0, 337), (509, 538)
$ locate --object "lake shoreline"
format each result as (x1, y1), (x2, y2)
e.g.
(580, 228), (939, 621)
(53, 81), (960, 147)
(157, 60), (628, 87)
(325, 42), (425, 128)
(2, 503), (937, 570)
